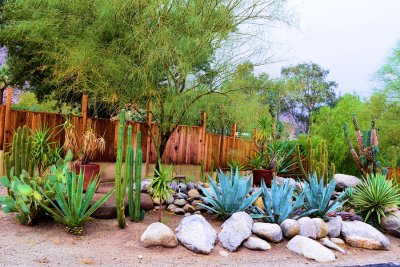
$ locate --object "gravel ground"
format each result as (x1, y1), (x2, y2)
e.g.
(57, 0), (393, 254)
(1, 186), (400, 267)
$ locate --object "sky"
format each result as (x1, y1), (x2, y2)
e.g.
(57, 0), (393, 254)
(259, 0), (400, 97)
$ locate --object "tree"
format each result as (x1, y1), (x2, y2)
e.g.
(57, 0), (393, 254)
(0, 0), (288, 170)
(376, 41), (400, 101)
(281, 62), (338, 133)
(0, 64), (9, 103)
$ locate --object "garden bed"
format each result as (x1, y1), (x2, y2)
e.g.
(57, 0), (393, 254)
(1, 187), (400, 267)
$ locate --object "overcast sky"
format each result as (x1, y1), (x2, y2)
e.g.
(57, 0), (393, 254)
(259, 0), (400, 97)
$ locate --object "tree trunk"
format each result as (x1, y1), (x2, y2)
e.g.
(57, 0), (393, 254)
(154, 131), (172, 176)
(0, 89), (4, 105)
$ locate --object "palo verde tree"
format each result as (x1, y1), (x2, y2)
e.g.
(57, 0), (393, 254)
(0, 0), (288, 169)
(281, 62), (338, 133)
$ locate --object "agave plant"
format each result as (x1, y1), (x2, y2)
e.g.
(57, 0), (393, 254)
(199, 168), (261, 219)
(253, 179), (316, 224)
(302, 172), (344, 219)
(351, 174), (400, 225)
(39, 171), (113, 235)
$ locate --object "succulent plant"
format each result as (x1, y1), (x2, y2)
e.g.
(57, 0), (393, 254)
(252, 179), (316, 224)
(302, 172), (344, 219)
(198, 168), (261, 219)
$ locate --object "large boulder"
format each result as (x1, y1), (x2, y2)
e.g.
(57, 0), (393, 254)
(176, 214), (217, 254)
(140, 193), (154, 211)
(243, 236), (271, 251)
(280, 219), (299, 239)
(312, 218), (329, 239)
(218, 212), (253, 252)
(252, 223), (283, 243)
(381, 210), (400, 237)
(328, 216), (342, 238)
(341, 221), (390, 250)
(298, 217), (317, 239)
(334, 174), (361, 190)
(140, 222), (178, 248)
(286, 235), (336, 263)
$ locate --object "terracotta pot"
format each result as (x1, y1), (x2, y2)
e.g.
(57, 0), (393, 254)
(73, 163), (100, 190)
(252, 169), (274, 187)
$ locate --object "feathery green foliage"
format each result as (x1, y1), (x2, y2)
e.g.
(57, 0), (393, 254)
(351, 174), (400, 225)
(302, 172), (344, 219)
(199, 168), (261, 219)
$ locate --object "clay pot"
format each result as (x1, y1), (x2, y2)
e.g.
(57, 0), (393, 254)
(73, 163), (101, 190)
(252, 169), (274, 187)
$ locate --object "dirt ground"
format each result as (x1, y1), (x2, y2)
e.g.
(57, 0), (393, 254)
(1, 187), (400, 267)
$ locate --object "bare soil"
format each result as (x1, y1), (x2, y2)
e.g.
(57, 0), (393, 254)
(1, 186), (400, 267)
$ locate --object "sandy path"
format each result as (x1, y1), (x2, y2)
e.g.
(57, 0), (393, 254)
(1, 187), (400, 267)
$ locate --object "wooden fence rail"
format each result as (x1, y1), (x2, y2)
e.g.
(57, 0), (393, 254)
(0, 94), (256, 171)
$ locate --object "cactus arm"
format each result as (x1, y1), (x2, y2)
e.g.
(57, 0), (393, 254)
(134, 131), (142, 222)
(115, 109), (126, 229)
(295, 144), (307, 178)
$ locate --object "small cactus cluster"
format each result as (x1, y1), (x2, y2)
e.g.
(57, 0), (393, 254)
(115, 109), (143, 228)
(343, 114), (379, 177)
(5, 126), (34, 178)
(296, 138), (336, 185)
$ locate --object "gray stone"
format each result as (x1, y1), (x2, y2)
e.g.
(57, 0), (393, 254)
(341, 220), (390, 250)
(252, 223), (283, 243)
(286, 235), (336, 263)
(243, 236), (271, 251)
(312, 218), (329, 239)
(280, 219), (299, 239)
(140, 222), (178, 248)
(183, 204), (195, 213)
(328, 216), (342, 238)
(188, 189), (201, 199)
(173, 192), (188, 200)
(298, 217), (317, 239)
(174, 208), (185, 215)
(275, 176), (297, 187)
(334, 173), (361, 190)
(187, 182), (196, 190)
(167, 194), (174, 205)
(381, 210), (400, 237)
(218, 212), (253, 251)
(177, 183), (187, 192)
(171, 181), (179, 191)
(167, 204), (177, 212)
(191, 200), (203, 206)
(141, 180), (152, 193)
(176, 214), (217, 254)
(174, 198), (187, 207)
(321, 237), (346, 254)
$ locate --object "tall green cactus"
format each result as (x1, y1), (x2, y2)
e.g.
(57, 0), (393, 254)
(392, 146), (398, 183)
(5, 126), (34, 178)
(343, 114), (379, 178)
(133, 131), (142, 222)
(115, 109), (126, 228)
(296, 138), (335, 185)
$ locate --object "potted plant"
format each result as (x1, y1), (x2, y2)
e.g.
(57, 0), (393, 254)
(247, 140), (297, 187)
(63, 119), (105, 190)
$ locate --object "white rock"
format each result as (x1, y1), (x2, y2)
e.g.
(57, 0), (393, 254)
(298, 217), (317, 239)
(321, 237), (346, 254)
(334, 174), (361, 189)
(176, 214), (217, 254)
(140, 222), (178, 248)
(280, 219), (299, 239)
(287, 235), (336, 263)
(218, 212), (253, 252)
(243, 236), (271, 251)
(328, 216), (342, 238)
(330, 237), (345, 245)
(312, 218), (329, 239)
(341, 220), (390, 250)
(252, 223), (283, 243)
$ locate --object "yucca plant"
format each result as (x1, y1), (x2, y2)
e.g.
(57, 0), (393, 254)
(302, 172), (344, 219)
(39, 171), (113, 235)
(199, 168), (261, 219)
(253, 179), (316, 224)
(150, 163), (174, 222)
(351, 174), (400, 225)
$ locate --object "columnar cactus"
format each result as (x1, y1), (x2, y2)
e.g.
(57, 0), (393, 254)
(133, 131), (142, 222)
(115, 109), (126, 228)
(5, 126), (34, 178)
(343, 114), (379, 177)
(391, 146), (398, 183)
(296, 138), (335, 184)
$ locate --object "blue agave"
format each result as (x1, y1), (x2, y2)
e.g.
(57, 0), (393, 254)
(199, 168), (261, 219)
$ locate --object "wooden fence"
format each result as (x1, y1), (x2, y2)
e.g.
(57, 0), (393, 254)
(0, 89), (256, 171)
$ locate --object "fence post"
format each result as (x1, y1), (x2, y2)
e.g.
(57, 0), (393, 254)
(82, 94), (88, 132)
(2, 87), (12, 151)
(145, 100), (152, 176)
(231, 122), (237, 145)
